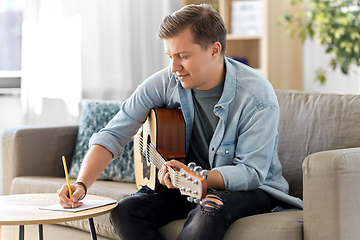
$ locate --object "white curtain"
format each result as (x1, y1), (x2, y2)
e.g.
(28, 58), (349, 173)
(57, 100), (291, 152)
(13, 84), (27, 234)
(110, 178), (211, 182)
(21, 0), (181, 126)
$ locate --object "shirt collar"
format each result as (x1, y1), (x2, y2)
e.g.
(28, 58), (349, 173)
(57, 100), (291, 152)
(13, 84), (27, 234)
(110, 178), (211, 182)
(215, 57), (237, 110)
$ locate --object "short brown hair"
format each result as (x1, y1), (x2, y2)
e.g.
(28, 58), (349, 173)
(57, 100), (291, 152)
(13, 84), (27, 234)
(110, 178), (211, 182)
(158, 4), (227, 56)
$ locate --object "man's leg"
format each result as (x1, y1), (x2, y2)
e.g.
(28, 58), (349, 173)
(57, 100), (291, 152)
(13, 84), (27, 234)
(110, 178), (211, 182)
(177, 189), (276, 240)
(110, 186), (196, 240)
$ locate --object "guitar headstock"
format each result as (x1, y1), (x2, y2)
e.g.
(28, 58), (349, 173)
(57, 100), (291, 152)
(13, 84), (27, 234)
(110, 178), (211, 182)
(176, 163), (207, 203)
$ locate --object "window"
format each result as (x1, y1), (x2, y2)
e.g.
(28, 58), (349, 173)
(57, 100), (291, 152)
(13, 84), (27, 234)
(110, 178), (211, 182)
(0, 0), (23, 91)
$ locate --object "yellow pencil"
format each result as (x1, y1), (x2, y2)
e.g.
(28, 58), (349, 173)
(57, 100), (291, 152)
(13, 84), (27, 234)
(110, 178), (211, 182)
(62, 156), (74, 208)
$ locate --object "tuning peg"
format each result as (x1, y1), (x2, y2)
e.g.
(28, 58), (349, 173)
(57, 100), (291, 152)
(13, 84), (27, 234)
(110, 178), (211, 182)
(200, 169), (208, 179)
(193, 166), (202, 175)
(187, 196), (194, 202)
(200, 199), (207, 206)
(187, 162), (196, 171)
(194, 198), (200, 204)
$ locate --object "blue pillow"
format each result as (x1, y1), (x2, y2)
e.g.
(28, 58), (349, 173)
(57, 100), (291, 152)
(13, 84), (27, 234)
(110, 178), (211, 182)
(69, 100), (135, 182)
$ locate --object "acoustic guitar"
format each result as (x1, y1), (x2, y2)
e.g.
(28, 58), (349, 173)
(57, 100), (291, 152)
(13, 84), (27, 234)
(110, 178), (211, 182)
(134, 108), (207, 201)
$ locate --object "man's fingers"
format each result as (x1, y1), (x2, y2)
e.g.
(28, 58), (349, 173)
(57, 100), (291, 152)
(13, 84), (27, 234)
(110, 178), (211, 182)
(163, 172), (175, 189)
(58, 184), (70, 199)
(71, 185), (85, 201)
(164, 159), (187, 171)
(59, 195), (72, 208)
(158, 166), (166, 184)
(57, 184), (84, 208)
(72, 201), (84, 208)
(157, 166), (176, 189)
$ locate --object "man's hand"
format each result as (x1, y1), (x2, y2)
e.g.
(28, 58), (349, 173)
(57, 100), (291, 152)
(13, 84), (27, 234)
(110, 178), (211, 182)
(158, 160), (225, 190)
(57, 184), (85, 208)
(158, 160), (188, 189)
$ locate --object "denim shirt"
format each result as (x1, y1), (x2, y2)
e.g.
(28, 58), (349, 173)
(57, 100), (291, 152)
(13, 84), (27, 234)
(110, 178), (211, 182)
(89, 57), (303, 209)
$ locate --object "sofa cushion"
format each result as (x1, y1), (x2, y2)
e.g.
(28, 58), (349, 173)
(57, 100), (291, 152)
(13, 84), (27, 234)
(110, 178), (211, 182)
(69, 99), (135, 182)
(159, 211), (303, 240)
(10, 176), (137, 199)
(276, 90), (360, 199)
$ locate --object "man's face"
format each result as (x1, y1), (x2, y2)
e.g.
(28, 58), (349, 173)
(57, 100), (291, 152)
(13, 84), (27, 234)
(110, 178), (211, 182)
(164, 28), (216, 90)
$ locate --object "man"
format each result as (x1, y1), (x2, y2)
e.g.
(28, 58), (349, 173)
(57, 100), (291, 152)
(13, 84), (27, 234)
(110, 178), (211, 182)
(58, 4), (302, 240)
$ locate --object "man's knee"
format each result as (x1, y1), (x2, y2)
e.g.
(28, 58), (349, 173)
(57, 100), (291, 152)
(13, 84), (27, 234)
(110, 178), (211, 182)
(200, 191), (230, 216)
(110, 197), (134, 224)
(109, 202), (121, 225)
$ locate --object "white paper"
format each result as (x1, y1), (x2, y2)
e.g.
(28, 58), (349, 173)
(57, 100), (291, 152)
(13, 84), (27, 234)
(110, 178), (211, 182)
(39, 199), (117, 213)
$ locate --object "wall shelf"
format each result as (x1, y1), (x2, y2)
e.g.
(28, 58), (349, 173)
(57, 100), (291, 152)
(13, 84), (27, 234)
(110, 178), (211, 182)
(227, 34), (262, 40)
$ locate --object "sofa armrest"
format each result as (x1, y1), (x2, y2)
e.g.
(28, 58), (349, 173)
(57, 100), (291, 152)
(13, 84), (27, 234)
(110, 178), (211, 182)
(302, 147), (360, 240)
(2, 125), (78, 195)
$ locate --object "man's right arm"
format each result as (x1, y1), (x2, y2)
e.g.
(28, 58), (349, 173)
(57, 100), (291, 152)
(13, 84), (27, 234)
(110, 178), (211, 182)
(58, 144), (113, 208)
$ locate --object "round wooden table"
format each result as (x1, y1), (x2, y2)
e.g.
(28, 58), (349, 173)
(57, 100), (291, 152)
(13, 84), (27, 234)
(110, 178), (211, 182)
(0, 193), (117, 240)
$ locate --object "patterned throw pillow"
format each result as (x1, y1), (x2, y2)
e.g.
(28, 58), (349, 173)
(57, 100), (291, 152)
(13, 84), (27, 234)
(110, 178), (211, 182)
(69, 100), (135, 182)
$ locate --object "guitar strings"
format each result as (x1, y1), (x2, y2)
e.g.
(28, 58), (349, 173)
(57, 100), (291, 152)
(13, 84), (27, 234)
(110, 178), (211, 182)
(138, 136), (165, 169)
(138, 135), (192, 188)
(138, 136), (201, 196)
(138, 136), (178, 180)
(138, 139), (197, 189)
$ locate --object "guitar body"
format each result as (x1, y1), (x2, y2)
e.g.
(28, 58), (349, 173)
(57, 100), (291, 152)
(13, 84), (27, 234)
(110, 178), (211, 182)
(134, 108), (186, 191)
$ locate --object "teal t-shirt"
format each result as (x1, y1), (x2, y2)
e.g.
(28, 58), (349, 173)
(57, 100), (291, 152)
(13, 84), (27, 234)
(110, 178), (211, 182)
(187, 80), (224, 169)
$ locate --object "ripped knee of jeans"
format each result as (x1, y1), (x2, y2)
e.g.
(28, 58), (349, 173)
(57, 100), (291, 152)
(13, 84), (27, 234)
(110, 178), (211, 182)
(200, 194), (224, 216)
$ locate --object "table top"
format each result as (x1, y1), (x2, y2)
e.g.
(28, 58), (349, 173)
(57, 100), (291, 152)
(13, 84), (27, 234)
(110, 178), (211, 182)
(0, 193), (117, 225)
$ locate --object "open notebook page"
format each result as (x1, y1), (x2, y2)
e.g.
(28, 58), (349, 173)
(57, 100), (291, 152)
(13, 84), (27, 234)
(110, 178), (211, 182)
(39, 199), (117, 213)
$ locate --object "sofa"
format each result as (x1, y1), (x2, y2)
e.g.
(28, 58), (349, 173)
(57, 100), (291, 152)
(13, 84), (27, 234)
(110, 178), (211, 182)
(2, 89), (360, 240)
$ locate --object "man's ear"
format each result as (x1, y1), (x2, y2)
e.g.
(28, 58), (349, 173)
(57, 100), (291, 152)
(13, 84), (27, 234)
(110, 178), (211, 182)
(211, 41), (222, 60)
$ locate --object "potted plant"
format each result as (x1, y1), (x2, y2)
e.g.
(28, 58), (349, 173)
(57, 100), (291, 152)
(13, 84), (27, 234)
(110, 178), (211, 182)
(279, 0), (360, 83)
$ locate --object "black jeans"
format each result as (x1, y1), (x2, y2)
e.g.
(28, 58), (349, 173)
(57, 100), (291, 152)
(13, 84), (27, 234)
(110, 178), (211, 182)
(110, 186), (276, 240)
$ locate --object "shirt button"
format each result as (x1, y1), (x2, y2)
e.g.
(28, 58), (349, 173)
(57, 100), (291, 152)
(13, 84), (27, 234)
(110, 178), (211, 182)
(225, 149), (229, 154)
(187, 114), (190, 118)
